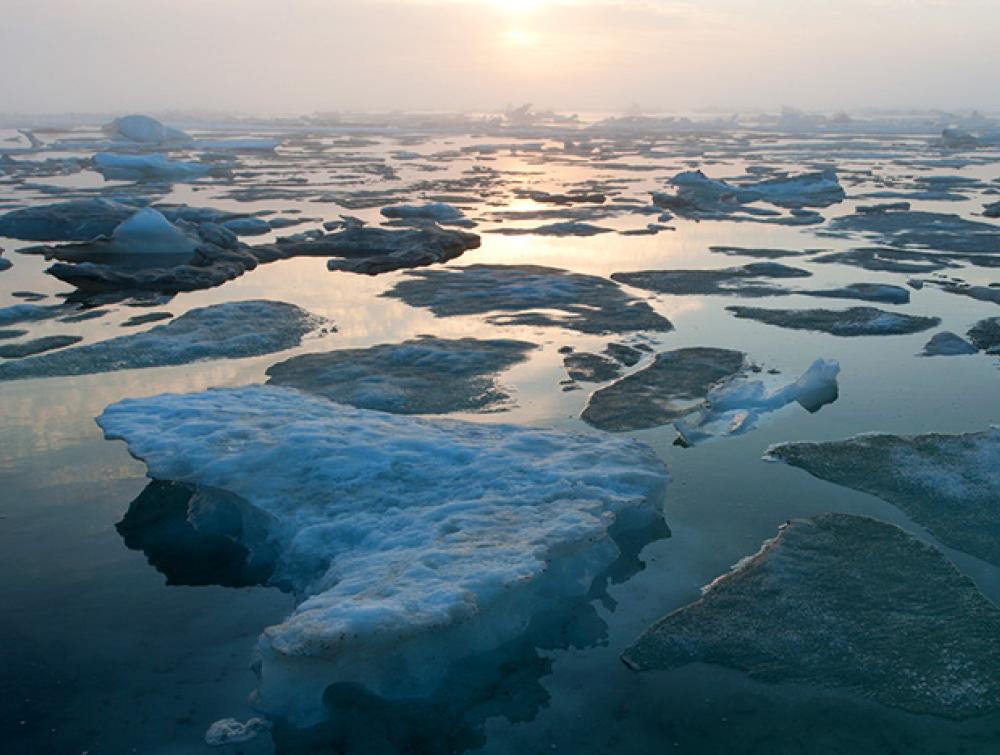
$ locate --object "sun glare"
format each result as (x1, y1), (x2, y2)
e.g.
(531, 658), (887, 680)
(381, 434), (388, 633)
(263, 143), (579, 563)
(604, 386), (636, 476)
(489, 0), (547, 15)
(503, 28), (542, 47)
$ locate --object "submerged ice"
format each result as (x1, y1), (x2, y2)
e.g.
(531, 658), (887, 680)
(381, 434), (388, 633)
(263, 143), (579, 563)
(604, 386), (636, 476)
(623, 514), (1000, 719)
(97, 385), (669, 721)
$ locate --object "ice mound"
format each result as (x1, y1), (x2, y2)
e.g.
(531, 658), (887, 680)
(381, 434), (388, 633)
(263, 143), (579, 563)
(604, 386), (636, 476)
(612, 263), (811, 298)
(383, 264), (674, 335)
(766, 429), (1000, 566)
(623, 514), (1000, 719)
(0, 300), (325, 381)
(920, 332), (978, 356)
(108, 208), (199, 255)
(727, 305), (940, 336)
(0, 198), (140, 241)
(582, 348), (746, 432)
(93, 153), (213, 182)
(97, 385), (670, 720)
(103, 114), (192, 145)
(674, 359), (840, 445)
(266, 336), (536, 414)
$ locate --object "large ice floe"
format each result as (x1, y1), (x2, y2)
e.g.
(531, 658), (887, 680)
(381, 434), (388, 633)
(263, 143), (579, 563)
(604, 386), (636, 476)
(265, 336), (536, 414)
(383, 264), (673, 335)
(766, 429), (1000, 566)
(0, 198), (140, 241)
(92, 153), (214, 183)
(0, 301), (324, 381)
(97, 385), (670, 722)
(622, 514), (1000, 719)
(727, 306), (940, 336)
(581, 348), (838, 440)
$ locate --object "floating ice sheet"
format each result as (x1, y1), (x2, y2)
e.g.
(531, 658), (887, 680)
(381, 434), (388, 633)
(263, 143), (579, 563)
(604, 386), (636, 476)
(623, 514), (1000, 719)
(727, 306), (939, 336)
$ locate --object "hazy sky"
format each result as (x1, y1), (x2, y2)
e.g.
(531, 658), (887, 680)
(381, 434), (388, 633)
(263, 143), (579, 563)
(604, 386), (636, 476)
(1, 0), (998, 115)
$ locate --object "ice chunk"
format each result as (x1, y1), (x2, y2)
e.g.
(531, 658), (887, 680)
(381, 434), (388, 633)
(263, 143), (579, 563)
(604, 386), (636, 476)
(108, 208), (199, 255)
(563, 352), (622, 383)
(97, 385), (669, 720)
(920, 331), (978, 356)
(380, 203), (470, 226)
(266, 336), (536, 414)
(825, 209), (1000, 254)
(487, 222), (614, 237)
(222, 217), (272, 236)
(727, 306), (939, 336)
(0, 198), (140, 241)
(766, 429), (1000, 566)
(383, 264), (673, 335)
(205, 717), (272, 746)
(93, 153), (213, 182)
(623, 514), (1000, 719)
(103, 114), (192, 145)
(802, 282), (910, 305)
(582, 348), (746, 431)
(0, 300), (325, 381)
(968, 317), (1000, 354)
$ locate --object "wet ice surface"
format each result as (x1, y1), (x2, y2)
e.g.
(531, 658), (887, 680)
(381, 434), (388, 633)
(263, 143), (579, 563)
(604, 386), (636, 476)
(766, 429), (1000, 566)
(2, 112), (1000, 754)
(623, 514), (1000, 719)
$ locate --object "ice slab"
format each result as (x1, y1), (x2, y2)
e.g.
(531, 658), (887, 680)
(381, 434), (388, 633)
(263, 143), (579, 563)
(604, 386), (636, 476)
(612, 263), (810, 298)
(0, 335), (81, 359)
(582, 348), (746, 432)
(97, 385), (669, 720)
(383, 264), (674, 335)
(0, 300), (325, 381)
(968, 317), (1000, 354)
(727, 306), (939, 336)
(766, 429), (1000, 566)
(623, 514), (1000, 719)
(93, 153), (213, 182)
(825, 209), (1000, 254)
(266, 336), (536, 414)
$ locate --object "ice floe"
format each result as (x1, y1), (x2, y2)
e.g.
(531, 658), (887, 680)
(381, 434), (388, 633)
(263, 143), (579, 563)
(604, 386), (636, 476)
(727, 306), (939, 336)
(0, 300), (325, 380)
(825, 208), (1000, 254)
(93, 153), (214, 183)
(0, 198), (141, 241)
(766, 428), (1000, 565)
(0, 335), (82, 359)
(612, 263), (810, 298)
(102, 114), (192, 146)
(920, 332), (978, 356)
(265, 336), (536, 414)
(968, 317), (1000, 354)
(623, 514), (1000, 719)
(97, 384), (669, 721)
(383, 265), (673, 335)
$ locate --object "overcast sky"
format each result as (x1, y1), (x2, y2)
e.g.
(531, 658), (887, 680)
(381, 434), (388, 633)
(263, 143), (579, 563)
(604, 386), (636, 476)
(1, 0), (997, 115)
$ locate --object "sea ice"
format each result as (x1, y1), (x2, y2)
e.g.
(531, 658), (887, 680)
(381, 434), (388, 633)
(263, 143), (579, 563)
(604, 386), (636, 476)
(623, 514), (1000, 719)
(920, 332), (978, 356)
(103, 114), (192, 145)
(825, 209), (1000, 254)
(582, 348), (746, 432)
(0, 300), (325, 381)
(0, 198), (140, 241)
(380, 203), (472, 227)
(968, 317), (1000, 353)
(204, 717), (272, 746)
(265, 336), (536, 414)
(107, 208), (199, 255)
(0, 335), (82, 359)
(93, 153), (213, 182)
(727, 306), (940, 336)
(97, 385), (669, 721)
(766, 429), (1000, 566)
(612, 263), (810, 298)
(383, 265), (674, 335)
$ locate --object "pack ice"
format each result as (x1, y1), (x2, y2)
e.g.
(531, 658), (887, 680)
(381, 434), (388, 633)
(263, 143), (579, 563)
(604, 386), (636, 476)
(766, 429), (1000, 566)
(623, 514), (1000, 719)
(97, 385), (670, 722)
(0, 301), (325, 381)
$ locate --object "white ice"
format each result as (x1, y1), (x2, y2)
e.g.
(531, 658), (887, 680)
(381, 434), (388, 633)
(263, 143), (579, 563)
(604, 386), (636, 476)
(93, 152), (212, 182)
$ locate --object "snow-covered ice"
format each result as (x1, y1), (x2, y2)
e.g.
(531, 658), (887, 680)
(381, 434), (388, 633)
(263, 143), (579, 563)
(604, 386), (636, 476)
(727, 306), (940, 336)
(97, 384), (670, 721)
